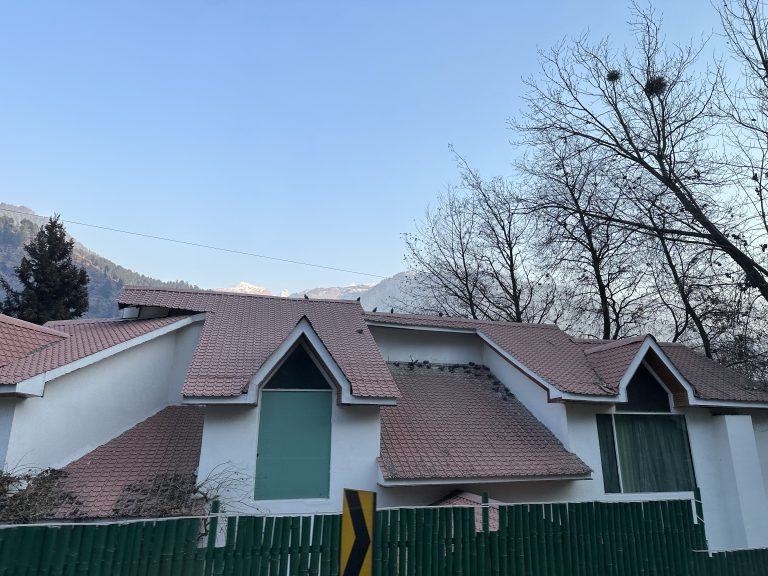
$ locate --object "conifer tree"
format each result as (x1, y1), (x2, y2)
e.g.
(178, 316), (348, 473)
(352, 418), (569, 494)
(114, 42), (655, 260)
(0, 216), (89, 324)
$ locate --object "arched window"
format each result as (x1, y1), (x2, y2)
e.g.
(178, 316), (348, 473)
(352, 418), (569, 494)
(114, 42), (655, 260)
(254, 342), (333, 500)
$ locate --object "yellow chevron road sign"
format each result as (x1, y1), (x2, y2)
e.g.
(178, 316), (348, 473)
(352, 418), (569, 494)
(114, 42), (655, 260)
(341, 488), (376, 576)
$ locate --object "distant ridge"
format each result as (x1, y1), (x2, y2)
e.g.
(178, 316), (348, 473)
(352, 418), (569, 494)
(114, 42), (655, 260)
(288, 272), (414, 311)
(0, 203), (414, 318)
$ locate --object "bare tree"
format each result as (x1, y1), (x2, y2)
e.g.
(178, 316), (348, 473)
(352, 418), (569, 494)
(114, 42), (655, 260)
(405, 157), (560, 323)
(518, 5), (768, 303)
(522, 142), (652, 338)
(404, 190), (486, 319)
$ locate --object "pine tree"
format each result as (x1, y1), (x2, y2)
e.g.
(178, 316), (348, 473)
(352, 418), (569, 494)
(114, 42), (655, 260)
(0, 216), (89, 324)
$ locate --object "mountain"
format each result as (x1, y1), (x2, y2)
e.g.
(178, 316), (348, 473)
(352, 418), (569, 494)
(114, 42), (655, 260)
(0, 203), (415, 319)
(215, 281), (273, 296)
(0, 203), (198, 318)
(289, 271), (415, 311)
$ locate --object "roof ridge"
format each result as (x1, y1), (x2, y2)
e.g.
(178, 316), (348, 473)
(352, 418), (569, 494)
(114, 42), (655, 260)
(1, 314), (69, 338)
(583, 335), (649, 355)
(364, 311), (561, 330)
(120, 286), (363, 306)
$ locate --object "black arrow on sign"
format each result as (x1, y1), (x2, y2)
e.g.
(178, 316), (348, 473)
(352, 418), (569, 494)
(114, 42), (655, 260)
(343, 490), (371, 576)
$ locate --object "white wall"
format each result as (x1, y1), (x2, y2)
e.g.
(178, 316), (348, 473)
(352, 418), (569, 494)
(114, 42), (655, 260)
(0, 399), (14, 469)
(753, 414), (768, 504)
(369, 326), (483, 365)
(3, 321), (202, 470)
(198, 391), (382, 515)
(705, 414), (768, 549)
(168, 321), (203, 403)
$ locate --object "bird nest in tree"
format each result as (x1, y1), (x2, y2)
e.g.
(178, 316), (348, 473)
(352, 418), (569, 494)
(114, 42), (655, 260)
(644, 75), (668, 97)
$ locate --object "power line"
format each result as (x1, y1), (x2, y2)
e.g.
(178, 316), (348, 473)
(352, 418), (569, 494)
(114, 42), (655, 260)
(0, 207), (387, 279)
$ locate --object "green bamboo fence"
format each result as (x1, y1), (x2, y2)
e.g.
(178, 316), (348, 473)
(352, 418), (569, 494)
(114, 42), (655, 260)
(0, 498), (766, 575)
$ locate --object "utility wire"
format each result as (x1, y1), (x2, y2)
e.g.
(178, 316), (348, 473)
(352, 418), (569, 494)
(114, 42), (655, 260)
(0, 206), (386, 279)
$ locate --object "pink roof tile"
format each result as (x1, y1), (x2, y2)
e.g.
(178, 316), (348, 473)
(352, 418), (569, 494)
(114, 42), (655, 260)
(0, 316), (187, 386)
(379, 363), (591, 481)
(59, 406), (204, 519)
(118, 287), (399, 399)
(0, 314), (68, 368)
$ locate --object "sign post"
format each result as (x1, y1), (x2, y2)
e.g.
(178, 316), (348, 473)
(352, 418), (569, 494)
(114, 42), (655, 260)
(340, 488), (376, 576)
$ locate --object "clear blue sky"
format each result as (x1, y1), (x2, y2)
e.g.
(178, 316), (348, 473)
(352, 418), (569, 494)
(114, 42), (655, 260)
(0, 1), (720, 294)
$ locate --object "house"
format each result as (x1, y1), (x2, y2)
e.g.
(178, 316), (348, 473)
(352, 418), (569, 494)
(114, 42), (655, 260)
(1, 287), (767, 551)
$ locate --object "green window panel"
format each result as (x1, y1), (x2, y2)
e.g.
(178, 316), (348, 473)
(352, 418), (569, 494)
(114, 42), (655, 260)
(597, 413), (696, 494)
(596, 414), (621, 493)
(255, 390), (332, 500)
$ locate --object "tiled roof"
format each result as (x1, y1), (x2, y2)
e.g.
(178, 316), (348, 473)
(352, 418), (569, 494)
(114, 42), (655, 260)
(0, 314), (68, 368)
(59, 406), (204, 519)
(379, 363), (591, 481)
(0, 316), (187, 386)
(581, 337), (646, 391)
(432, 491), (501, 532)
(118, 287), (399, 399)
(365, 312), (612, 396)
(660, 343), (768, 403)
(365, 313), (768, 404)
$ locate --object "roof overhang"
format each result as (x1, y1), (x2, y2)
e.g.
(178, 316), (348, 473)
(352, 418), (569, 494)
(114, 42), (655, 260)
(610, 337), (768, 409)
(367, 319), (768, 410)
(184, 317), (396, 406)
(377, 471), (592, 487)
(3, 314), (207, 398)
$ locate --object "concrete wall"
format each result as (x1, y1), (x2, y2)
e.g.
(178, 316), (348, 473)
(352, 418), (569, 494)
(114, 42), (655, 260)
(198, 388), (382, 515)
(370, 326), (483, 365)
(3, 321), (201, 470)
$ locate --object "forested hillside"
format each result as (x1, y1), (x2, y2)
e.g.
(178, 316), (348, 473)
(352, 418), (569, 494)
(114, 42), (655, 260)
(0, 205), (197, 318)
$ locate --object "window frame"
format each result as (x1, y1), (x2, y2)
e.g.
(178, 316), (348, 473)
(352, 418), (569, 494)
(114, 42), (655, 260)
(597, 361), (697, 495)
(253, 341), (335, 501)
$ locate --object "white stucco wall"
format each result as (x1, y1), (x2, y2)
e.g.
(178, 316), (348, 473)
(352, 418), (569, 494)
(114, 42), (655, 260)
(753, 413), (768, 503)
(3, 321), (202, 470)
(702, 414), (768, 549)
(0, 398), (14, 469)
(198, 392), (382, 515)
(369, 326), (483, 365)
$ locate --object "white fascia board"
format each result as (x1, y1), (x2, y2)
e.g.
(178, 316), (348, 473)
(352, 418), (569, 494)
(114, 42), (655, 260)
(614, 338), (699, 406)
(476, 331), (564, 401)
(0, 384), (19, 397)
(614, 337), (669, 403)
(686, 398), (768, 409)
(378, 473), (592, 487)
(14, 314), (206, 397)
(192, 317), (394, 406)
(555, 392), (620, 403)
